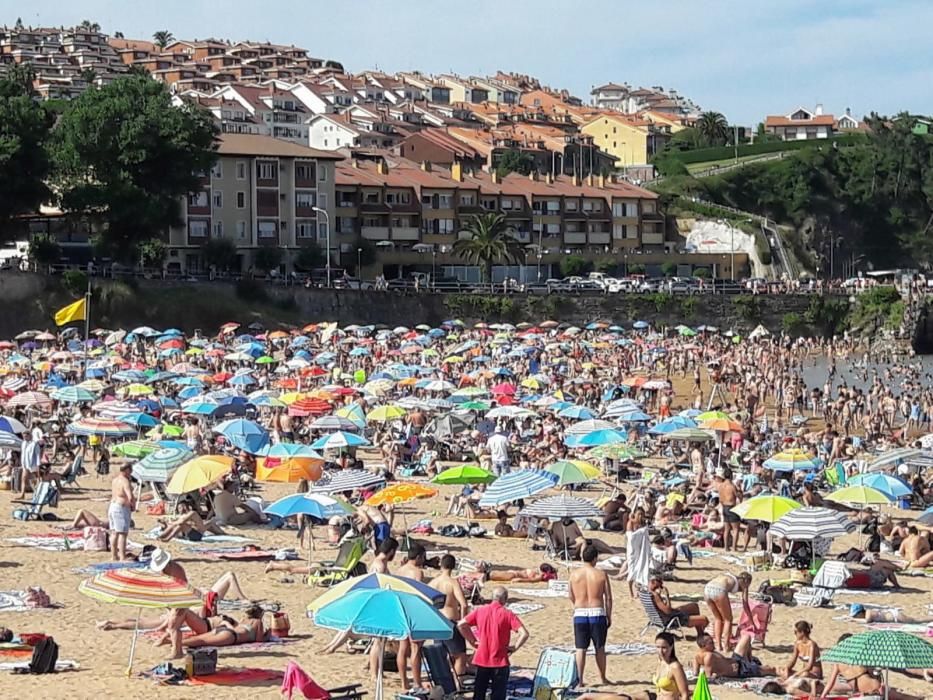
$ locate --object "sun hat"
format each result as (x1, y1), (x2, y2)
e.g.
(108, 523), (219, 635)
(149, 547), (172, 573)
(849, 603), (865, 617)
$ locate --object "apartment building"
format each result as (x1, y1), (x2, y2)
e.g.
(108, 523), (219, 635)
(167, 134), (340, 274)
(590, 82), (702, 118)
(332, 156), (664, 281)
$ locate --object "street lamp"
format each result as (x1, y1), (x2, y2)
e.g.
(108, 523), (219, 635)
(356, 247), (362, 277)
(431, 247), (437, 290)
(312, 206), (330, 287)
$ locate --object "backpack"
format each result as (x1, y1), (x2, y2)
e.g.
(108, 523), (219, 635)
(28, 637), (59, 674)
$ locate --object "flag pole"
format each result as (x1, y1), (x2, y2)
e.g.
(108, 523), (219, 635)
(84, 276), (91, 378)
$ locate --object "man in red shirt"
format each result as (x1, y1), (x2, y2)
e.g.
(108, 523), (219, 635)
(457, 586), (530, 700)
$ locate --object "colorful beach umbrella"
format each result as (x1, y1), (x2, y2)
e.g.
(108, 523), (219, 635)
(432, 465), (496, 485)
(821, 631), (933, 699)
(67, 417), (137, 438)
(307, 573), (445, 615)
(825, 485), (894, 506)
(132, 446), (193, 483)
(763, 448), (823, 472)
(166, 455), (234, 494)
(731, 494), (801, 523)
(478, 469), (558, 508)
(544, 460), (601, 486)
(365, 482), (437, 507)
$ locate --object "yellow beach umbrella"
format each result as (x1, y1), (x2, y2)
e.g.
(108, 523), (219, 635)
(366, 405), (408, 423)
(166, 455), (234, 494)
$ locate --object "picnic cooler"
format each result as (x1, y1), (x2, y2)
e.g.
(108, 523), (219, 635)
(185, 648), (217, 677)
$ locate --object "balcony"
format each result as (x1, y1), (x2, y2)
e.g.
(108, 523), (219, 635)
(564, 232), (587, 245)
(642, 210), (664, 221)
(392, 227), (421, 241)
(295, 175), (316, 189)
(642, 232), (665, 245)
(361, 201), (391, 214)
(588, 233), (611, 245)
(257, 203), (279, 217)
(295, 205), (316, 218)
(187, 203), (210, 216)
(361, 226), (391, 241)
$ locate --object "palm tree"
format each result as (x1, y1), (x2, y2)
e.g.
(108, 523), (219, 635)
(79, 20), (101, 32)
(453, 212), (524, 286)
(696, 111), (729, 147)
(152, 30), (174, 50)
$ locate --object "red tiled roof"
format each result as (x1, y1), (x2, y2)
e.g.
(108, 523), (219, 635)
(765, 115), (835, 127)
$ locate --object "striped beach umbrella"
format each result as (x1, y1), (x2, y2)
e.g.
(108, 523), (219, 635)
(519, 494), (602, 519)
(67, 417), (136, 438)
(309, 415), (361, 432)
(763, 448), (822, 472)
(311, 469), (386, 494)
(132, 447), (194, 483)
(51, 386), (97, 403)
(7, 391), (52, 410)
(78, 567), (202, 675)
(770, 507), (856, 541)
(478, 469), (558, 508)
(310, 431), (371, 451)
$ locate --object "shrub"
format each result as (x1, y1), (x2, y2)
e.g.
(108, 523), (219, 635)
(253, 246), (283, 273)
(560, 255), (591, 277)
(628, 263), (646, 275)
(62, 269), (88, 297)
(660, 261), (677, 277)
(781, 312), (805, 334)
(733, 295), (761, 321)
(28, 233), (61, 268)
(693, 267), (710, 278)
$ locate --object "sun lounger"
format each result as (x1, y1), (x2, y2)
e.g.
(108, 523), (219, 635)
(11, 482), (59, 521)
(307, 537), (365, 587)
(531, 648), (579, 700)
(637, 586), (684, 638)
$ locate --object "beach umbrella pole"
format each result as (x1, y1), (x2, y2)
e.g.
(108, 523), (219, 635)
(126, 607), (141, 676)
(376, 638), (384, 700)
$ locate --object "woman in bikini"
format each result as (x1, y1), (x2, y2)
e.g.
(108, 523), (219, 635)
(780, 621), (823, 694)
(703, 571), (752, 652)
(820, 634), (923, 700)
(181, 604), (265, 650)
(575, 632), (689, 700)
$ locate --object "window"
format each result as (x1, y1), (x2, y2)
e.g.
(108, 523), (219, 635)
(318, 166), (327, 182)
(387, 191), (411, 204)
(362, 216), (382, 228)
(296, 192), (316, 208)
(317, 193), (327, 209)
(236, 221), (247, 239)
(565, 199), (578, 211)
(438, 219), (455, 234)
(211, 162), (222, 178)
(257, 221), (277, 239)
(481, 197), (497, 210)
(421, 194), (435, 209)
(188, 220), (208, 238)
(188, 192), (208, 208)
(546, 200), (560, 213)
(460, 193), (475, 206)
(337, 216), (354, 234)
(318, 223), (328, 240)
(365, 192), (380, 204)
(257, 162), (276, 180)
(236, 191), (246, 209)
(501, 198), (513, 210)
(323, 139), (328, 147)
(212, 221), (223, 237)
(236, 161), (246, 180)
(295, 162), (316, 182)
(212, 191), (223, 208)
(296, 220), (315, 238)
(437, 194), (453, 209)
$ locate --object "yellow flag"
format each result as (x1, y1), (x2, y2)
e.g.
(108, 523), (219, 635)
(54, 298), (86, 326)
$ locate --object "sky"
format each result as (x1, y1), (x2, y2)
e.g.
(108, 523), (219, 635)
(4, 0), (932, 124)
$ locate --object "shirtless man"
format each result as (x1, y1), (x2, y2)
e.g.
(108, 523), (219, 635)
(693, 632), (776, 680)
(109, 463), (135, 561)
(396, 545), (428, 689)
(899, 526), (933, 568)
(213, 481), (263, 526)
(569, 545), (612, 685)
(429, 555), (470, 676)
(717, 468), (740, 552)
(369, 536), (398, 573)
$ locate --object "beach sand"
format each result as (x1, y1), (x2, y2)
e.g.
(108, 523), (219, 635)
(1, 475), (932, 699)
(1, 372), (931, 699)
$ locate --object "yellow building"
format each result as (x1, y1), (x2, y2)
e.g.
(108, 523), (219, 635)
(581, 114), (650, 167)
(640, 110), (689, 133)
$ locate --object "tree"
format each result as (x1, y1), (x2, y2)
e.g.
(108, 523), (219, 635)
(324, 60), (344, 71)
(453, 212), (523, 284)
(495, 149), (535, 178)
(113, 31), (124, 39)
(628, 263), (646, 275)
(560, 255), (591, 277)
(138, 238), (167, 267)
(52, 74), (218, 263)
(660, 261), (677, 277)
(202, 238), (238, 271)
(78, 20), (101, 32)
(28, 233), (61, 268)
(79, 67), (97, 87)
(696, 111), (729, 147)
(152, 30), (174, 50)
(0, 74), (53, 241)
(294, 242), (324, 271)
(14, 17), (23, 30)
(253, 246), (283, 273)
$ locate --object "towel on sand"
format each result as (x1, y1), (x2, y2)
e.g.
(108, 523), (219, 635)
(510, 587), (566, 598)
(187, 667), (283, 686)
(551, 642), (656, 656)
(0, 591), (60, 612)
(0, 659), (79, 672)
(506, 602), (544, 615)
(71, 561), (146, 575)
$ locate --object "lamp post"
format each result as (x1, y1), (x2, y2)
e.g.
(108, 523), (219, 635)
(312, 206), (330, 287)
(431, 247), (437, 290)
(356, 247), (362, 277)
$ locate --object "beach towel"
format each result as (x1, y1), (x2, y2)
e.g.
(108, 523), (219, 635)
(866, 622), (932, 634)
(550, 642), (656, 656)
(0, 659), (79, 672)
(209, 550), (277, 561)
(281, 661), (330, 699)
(627, 527), (651, 589)
(187, 667), (284, 686)
(71, 561), (146, 575)
(145, 529), (257, 544)
(0, 591), (61, 612)
(836, 588), (892, 596)
(506, 602), (544, 615)
(510, 587), (567, 598)
(6, 535), (83, 551)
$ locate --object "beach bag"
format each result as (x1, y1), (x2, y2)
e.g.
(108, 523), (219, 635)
(270, 612), (291, 637)
(28, 636), (58, 674)
(185, 648), (217, 677)
(82, 526), (108, 551)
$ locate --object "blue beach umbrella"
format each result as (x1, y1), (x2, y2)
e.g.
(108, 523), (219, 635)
(311, 431), (371, 450)
(557, 405), (597, 421)
(478, 469), (558, 508)
(648, 416), (698, 435)
(312, 588), (452, 641)
(214, 418), (269, 454)
(847, 473), (912, 499)
(264, 493), (352, 520)
(118, 412), (160, 429)
(564, 428), (628, 448)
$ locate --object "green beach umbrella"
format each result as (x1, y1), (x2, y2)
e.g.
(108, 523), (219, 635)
(459, 400), (491, 411)
(692, 668), (712, 700)
(822, 631), (933, 700)
(544, 459), (601, 486)
(111, 440), (159, 458)
(584, 444), (647, 461)
(825, 484), (893, 506)
(432, 465), (496, 485)
(256, 355), (276, 364)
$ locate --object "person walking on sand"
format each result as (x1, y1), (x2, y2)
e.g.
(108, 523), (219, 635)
(109, 463), (135, 561)
(569, 544), (612, 685)
(458, 587), (529, 700)
(429, 555), (470, 676)
(396, 545), (427, 690)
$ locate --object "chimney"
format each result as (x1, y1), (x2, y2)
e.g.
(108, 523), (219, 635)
(598, 174), (606, 188)
(376, 159), (388, 175)
(572, 173), (581, 187)
(352, 159), (360, 168)
(491, 170), (499, 184)
(546, 172), (554, 185)
(421, 160), (431, 172)
(586, 174), (595, 187)
(815, 103), (823, 116)
(529, 171), (538, 182)
(451, 161), (462, 182)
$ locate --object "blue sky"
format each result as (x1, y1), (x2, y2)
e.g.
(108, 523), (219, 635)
(5, 0), (932, 123)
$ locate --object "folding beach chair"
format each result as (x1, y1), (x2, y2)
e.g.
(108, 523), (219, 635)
(735, 596), (773, 647)
(794, 560), (849, 609)
(636, 586), (684, 638)
(12, 481), (59, 521)
(59, 454), (84, 490)
(422, 641), (472, 696)
(307, 537), (366, 587)
(531, 648), (579, 700)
